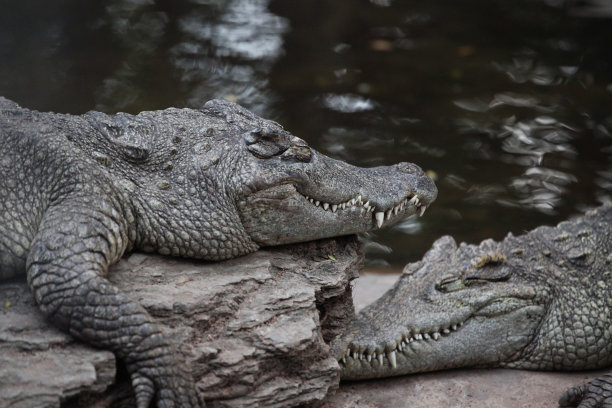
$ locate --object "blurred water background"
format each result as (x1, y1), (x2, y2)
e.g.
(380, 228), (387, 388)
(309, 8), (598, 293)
(1, 0), (611, 271)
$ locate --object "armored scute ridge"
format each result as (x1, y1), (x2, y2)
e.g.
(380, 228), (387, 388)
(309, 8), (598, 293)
(333, 204), (612, 408)
(0, 96), (436, 408)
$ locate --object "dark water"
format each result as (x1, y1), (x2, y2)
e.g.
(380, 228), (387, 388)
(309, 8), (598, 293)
(1, 0), (611, 270)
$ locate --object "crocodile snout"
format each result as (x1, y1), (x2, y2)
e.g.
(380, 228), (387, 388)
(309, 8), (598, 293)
(396, 161), (437, 209)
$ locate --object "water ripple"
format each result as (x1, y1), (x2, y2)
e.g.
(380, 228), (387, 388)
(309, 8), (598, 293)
(492, 56), (575, 86)
(170, 0), (288, 113)
(321, 93), (376, 113)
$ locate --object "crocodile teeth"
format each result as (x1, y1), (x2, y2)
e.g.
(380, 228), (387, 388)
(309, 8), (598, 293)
(423, 333), (430, 340)
(375, 212), (385, 228)
(367, 353), (372, 362)
(387, 350), (397, 368)
(451, 324), (458, 331)
(301, 192), (424, 225)
(415, 333), (422, 340)
(432, 332), (440, 340)
(342, 356), (346, 364)
(419, 205), (427, 217)
(377, 353), (384, 366)
(443, 328), (450, 334)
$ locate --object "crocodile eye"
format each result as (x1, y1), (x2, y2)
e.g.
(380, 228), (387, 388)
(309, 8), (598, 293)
(281, 138), (312, 163)
(435, 276), (466, 292)
(244, 127), (291, 158)
(463, 277), (490, 286)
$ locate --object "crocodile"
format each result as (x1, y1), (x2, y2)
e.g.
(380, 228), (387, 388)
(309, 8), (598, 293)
(334, 204), (612, 407)
(0, 97), (437, 408)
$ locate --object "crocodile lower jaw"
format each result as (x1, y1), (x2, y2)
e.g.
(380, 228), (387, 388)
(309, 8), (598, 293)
(338, 320), (465, 369)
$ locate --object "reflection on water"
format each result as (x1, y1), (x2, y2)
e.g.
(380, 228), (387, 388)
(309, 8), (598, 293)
(95, 0), (169, 111)
(493, 54), (582, 87)
(170, 0), (288, 114)
(456, 99), (582, 214)
(0, 0), (610, 270)
(93, 0), (288, 114)
(321, 94), (375, 113)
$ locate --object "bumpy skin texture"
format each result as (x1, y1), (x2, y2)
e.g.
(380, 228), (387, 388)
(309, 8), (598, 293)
(0, 97), (436, 407)
(334, 204), (612, 408)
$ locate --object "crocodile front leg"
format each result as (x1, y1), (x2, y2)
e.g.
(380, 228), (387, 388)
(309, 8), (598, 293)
(560, 374), (612, 408)
(26, 200), (200, 408)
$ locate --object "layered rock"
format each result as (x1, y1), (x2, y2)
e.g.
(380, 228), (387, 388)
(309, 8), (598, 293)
(0, 237), (362, 408)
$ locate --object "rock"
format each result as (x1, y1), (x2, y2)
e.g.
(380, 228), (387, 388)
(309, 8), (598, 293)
(327, 368), (609, 408)
(0, 283), (115, 408)
(0, 237), (362, 408)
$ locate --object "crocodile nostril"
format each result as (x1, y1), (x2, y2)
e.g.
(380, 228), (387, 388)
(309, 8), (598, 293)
(397, 162), (423, 175)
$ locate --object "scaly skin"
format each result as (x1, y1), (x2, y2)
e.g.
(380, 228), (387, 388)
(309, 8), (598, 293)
(0, 97), (437, 407)
(333, 204), (612, 407)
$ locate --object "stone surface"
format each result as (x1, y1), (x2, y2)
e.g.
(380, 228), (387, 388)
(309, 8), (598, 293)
(326, 368), (608, 408)
(0, 237), (362, 408)
(323, 273), (607, 408)
(0, 284), (115, 408)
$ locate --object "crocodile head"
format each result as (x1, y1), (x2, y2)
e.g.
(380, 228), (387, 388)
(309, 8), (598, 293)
(199, 99), (437, 252)
(85, 99), (436, 261)
(334, 235), (548, 380)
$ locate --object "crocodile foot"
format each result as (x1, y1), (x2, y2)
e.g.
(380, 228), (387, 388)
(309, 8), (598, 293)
(559, 373), (612, 408)
(129, 362), (202, 408)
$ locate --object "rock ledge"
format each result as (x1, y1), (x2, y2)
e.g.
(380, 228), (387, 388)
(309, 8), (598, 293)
(0, 237), (362, 408)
